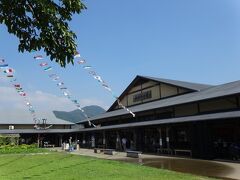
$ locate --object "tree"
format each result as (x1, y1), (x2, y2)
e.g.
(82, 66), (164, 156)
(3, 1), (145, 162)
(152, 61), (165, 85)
(0, 0), (86, 67)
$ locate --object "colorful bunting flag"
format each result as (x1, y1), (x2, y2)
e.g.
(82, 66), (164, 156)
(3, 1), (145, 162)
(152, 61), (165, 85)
(72, 100), (78, 103)
(44, 67), (52, 71)
(1, 58), (39, 127)
(83, 66), (92, 69)
(52, 77), (60, 81)
(74, 52), (81, 58)
(14, 84), (21, 88)
(0, 64), (8, 68)
(57, 82), (64, 86)
(19, 92), (26, 96)
(49, 74), (57, 78)
(34, 55), (43, 60)
(63, 92), (69, 96)
(77, 59), (86, 64)
(10, 78), (17, 82)
(60, 87), (67, 90)
(88, 71), (97, 76)
(4, 68), (14, 74)
(40, 62), (48, 67)
(32, 54), (97, 127)
(74, 51), (136, 117)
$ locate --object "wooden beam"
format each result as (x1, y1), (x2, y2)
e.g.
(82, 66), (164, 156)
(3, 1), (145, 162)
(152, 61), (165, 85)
(159, 83), (162, 99)
(197, 103), (201, 113)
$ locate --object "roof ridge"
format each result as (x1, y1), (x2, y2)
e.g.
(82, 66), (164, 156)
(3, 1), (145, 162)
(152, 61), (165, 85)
(139, 75), (213, 91)
(83, 79), (240, 123)
(140, 75), (213, 86)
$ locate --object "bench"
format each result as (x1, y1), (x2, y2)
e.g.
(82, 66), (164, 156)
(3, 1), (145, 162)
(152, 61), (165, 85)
(94, 148), (104, 153)
(127, 151), (142, 158)
(44, 144), (55, 148)
(174, 149), (192, 157)
(157, 148), (173, 155)
(103, 149), (116, 155)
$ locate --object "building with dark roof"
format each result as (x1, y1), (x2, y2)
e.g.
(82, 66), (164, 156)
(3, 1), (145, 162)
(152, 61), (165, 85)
(0, 116), (76, 147)
(1, 75), (240, 160)
(76, 75), (240, 160)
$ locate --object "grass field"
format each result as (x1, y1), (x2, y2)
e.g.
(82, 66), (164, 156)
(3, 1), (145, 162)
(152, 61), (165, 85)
(0, 152), (212, 180)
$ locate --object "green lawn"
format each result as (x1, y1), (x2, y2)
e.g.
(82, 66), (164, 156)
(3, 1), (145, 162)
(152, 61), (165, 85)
(0, 152), (212, 180)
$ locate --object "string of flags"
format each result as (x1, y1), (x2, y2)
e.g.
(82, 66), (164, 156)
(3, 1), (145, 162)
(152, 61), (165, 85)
(0, 58), (38, 127)
(74, 52), (136, 117)
(33, 55), (96, 127)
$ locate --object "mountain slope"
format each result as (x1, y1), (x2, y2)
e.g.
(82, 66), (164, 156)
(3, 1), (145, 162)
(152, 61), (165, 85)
(53, 105), (105, 123)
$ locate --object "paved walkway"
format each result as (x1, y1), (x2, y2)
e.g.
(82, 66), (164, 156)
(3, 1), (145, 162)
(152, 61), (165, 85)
(53, 148), (240, 180)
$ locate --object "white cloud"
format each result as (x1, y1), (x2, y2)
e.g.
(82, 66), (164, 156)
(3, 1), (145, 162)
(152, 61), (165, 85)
(0, 86), (108, 121)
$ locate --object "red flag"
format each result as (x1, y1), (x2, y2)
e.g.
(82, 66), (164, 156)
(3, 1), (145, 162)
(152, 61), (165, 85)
(14, 84), (21, 88)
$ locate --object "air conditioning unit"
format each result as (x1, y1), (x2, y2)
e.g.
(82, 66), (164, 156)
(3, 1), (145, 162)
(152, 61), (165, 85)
(9, 125), (14, 130)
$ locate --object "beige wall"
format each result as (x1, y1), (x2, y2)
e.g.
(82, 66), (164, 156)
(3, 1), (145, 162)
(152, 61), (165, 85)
(199, 97), (237, 112)
(178, 88), (189, 94)
(175, 103), (198, 117)
(113, 80), (191, 109)
(142, 86), (160, 103)
(128, 84), (141, 93)
(128, 91), (141, 106)
(142, 81), (158, 89)
(120, 96), (128, 107)
(161, 84), (178, 98)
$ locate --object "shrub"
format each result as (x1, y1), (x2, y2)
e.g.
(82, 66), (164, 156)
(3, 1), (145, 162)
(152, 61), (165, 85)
(0, 144), (47, 154)
(0, 134), (19, 146)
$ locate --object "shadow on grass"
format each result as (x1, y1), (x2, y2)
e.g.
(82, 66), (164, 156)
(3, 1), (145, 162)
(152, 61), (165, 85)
(31, 158), (99, 178)
(6, 154), (97, 179)
(13, 154), (75, 178)
(0, 155), (26, 167)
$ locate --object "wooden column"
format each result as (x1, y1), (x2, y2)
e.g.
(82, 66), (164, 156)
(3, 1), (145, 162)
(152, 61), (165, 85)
(166, 127), (170, 149)
(103, 131), (106, 148)
(82, 133), (86, 147)
(133, 129), (137, 150)
(91, 134), (95, 148)
(75, 133), (78, 142)
(59, 134), (63, 147)
(37, 134), (40, 148)
(116, 131), (121, 151)
(157, 127), (163, 148)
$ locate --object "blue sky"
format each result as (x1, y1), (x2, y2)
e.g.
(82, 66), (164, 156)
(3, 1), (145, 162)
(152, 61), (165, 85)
(0, 0), (240, 115)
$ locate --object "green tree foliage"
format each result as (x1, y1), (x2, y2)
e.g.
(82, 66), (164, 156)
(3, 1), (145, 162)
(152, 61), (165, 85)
(0, 0), (86, 67)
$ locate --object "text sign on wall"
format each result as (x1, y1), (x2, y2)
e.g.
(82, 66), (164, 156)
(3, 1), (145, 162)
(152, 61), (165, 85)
(133, 90), (152, 102)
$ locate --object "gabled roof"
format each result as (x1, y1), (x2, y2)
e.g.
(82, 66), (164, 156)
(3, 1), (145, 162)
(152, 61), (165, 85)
(0, 110), (75, 125)
(141, 76), (212, 91)
(108, 75), (212, 111)
(0, 118), (75, 125)
(0, 129), (78, 134)
(78, 111), (240, 132)
(80, 80), (240, 124)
